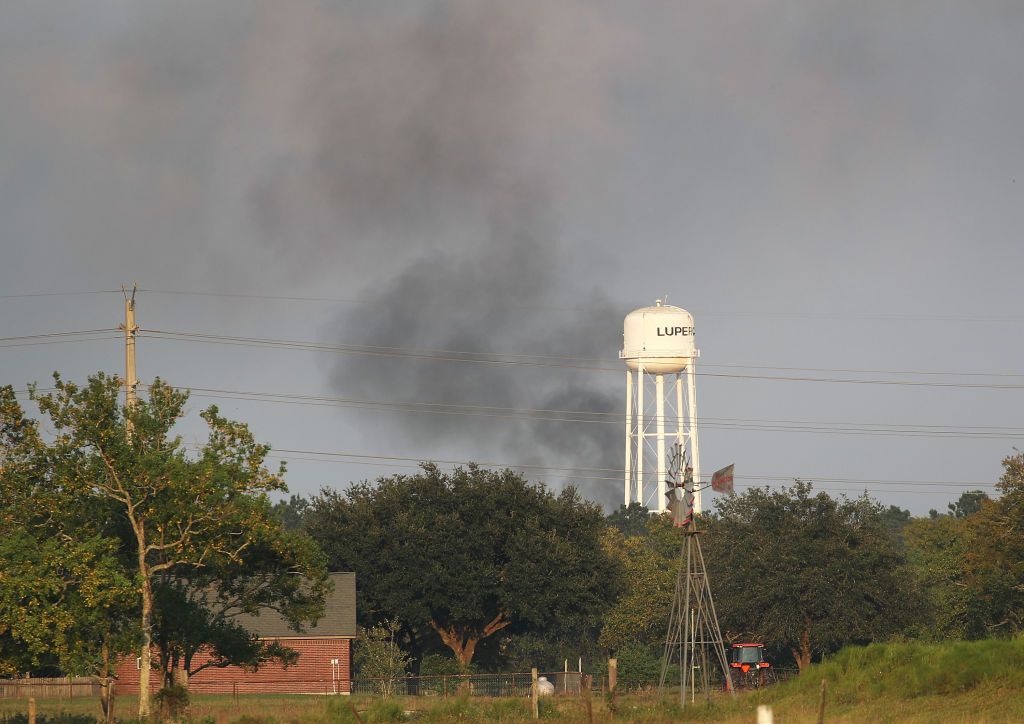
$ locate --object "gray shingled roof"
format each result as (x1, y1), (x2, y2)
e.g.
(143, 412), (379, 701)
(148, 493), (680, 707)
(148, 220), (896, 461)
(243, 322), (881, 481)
(232, 572), (356, 639)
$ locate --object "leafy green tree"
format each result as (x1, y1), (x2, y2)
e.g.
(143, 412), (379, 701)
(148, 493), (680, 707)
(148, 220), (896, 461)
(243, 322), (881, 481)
(960, 452), (1024, 636)
(903, 515), (973, 639)
(272, 494), (310, 531)
(702, 481), (920, 671)
(306, 464), (622, 668)
(948, 490), (990, 519)
(606, 502), (651, 537)
(880, 504), (912, 533)
(354, 619), (411, 697)
(150, 524), (327, 689)
(11, 373), (313, 717)
(599, 516), (682, 652)
(0, 385), (137, 723)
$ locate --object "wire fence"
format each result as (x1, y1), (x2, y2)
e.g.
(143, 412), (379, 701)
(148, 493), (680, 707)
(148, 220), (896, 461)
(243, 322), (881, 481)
(350, 671), (587, 698)
(0, 667), (798, 702)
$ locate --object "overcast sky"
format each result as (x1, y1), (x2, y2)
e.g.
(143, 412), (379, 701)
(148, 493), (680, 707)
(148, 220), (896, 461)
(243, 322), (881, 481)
(2, 1), (1022, 515)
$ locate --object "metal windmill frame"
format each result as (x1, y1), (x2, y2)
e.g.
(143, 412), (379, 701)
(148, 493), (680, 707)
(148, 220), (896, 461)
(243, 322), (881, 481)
(658, 443), (735, 706)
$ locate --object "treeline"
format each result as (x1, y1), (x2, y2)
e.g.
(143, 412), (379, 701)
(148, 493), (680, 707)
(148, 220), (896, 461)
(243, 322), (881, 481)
(274, 451), (1024, 682)
(3, 371), (1023, 716)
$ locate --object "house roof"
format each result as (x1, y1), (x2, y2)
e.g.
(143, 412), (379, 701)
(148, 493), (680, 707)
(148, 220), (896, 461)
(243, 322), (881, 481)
(233, 572), (356, 639)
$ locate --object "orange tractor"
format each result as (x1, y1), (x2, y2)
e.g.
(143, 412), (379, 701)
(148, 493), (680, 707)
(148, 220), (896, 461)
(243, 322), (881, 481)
(729, 643), (771, 686)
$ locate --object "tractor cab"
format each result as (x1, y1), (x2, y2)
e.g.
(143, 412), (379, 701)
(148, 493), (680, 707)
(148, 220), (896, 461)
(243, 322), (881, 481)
(730, 643), (770, 673)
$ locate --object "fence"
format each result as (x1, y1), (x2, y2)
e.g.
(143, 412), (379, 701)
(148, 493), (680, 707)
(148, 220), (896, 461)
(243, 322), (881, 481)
(350, 671), (587, 698)
(0, 668), (797, 701)
(0, 678), (101, 699)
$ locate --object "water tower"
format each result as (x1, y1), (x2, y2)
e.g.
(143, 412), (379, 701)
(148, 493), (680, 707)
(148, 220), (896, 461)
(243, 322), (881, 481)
(620, 300), (701, 514)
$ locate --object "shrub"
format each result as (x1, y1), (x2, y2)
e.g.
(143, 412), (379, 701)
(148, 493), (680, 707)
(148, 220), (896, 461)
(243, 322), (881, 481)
(154, 684), (190, 719)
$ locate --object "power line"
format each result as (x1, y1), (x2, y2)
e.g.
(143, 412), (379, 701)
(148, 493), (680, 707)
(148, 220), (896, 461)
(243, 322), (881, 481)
(173, 384), (1024, 441)
(133, 288), (1024, 324)
(260, 447), (997, 489)
(262, 454), (984, 496)
(139, 329), (1024, 389)
(0, 290), (121, 300)
(0, 330), (121, 350)
(0, 329), (119, 343)
(0, 335), (122, 350)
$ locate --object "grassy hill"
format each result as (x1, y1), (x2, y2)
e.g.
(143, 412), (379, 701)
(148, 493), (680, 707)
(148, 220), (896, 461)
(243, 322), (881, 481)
(683, 638), (1024, 723)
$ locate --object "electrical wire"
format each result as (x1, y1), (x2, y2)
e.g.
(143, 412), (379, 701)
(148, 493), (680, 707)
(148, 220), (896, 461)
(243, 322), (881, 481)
(0, 330), (122, 349)
(0, 290), (122, 300)
(139, 329), (1024, 389)
(174, 385), (1024, 441)
(0, 329), (120, 343)
(133, 288), (1024, 323)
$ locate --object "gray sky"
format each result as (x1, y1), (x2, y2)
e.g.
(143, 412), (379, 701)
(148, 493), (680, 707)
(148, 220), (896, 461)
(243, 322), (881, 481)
(2, 1), (1022, 514)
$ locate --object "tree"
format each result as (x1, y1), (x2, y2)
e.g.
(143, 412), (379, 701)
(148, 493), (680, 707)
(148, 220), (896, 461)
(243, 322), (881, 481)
(599, 515), (681, 652)
(14, 373), (316, 717)
(150, 519), (328, 688)
(272, 494), (310, 531)
(948, 490), (990, 519)
(606, 502), (651, 537)
(305, 464), (622, 669)
(902, 515), (974, 639)
(959, 452), (1024, 636)
(880, 504), (912, 533)
(702, 481), (920, 671)
(0, 385), (137, 723)
(354, 619), (411, 697)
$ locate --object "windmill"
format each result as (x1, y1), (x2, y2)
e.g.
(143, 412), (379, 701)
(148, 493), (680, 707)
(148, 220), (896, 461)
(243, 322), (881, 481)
(658, 443), (735, 706)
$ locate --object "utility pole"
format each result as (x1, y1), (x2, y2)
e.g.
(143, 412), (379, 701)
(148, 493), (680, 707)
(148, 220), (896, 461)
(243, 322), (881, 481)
(119, 285), (138, 430)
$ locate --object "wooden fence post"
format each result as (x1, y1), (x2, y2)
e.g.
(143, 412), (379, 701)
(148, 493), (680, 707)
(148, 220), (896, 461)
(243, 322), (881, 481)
(28, 698), (36, 724)
(816, 679), (827, 724)
(582, 675), (594, 724)
(607, 658), (617, 695)
(531, 668), (539, 720)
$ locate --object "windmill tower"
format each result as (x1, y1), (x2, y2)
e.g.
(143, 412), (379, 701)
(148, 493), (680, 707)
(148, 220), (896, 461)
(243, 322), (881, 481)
(658, 444), (735, 706)
(620, 300), (700, 513)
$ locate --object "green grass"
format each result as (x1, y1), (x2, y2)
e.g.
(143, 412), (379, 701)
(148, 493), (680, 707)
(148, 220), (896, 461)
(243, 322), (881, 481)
(7, 640), (1024, 722)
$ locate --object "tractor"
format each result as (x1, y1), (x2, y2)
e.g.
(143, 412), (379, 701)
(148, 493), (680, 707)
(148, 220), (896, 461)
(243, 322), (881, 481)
(729, 643), (771, 688)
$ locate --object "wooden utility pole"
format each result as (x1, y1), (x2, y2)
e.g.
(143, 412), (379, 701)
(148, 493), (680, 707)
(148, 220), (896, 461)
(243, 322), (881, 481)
(120, 285), (138, 428)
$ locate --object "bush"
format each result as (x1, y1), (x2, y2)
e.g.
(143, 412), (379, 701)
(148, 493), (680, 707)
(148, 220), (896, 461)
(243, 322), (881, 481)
(613, 643), (662, 690)
(355, 619), (411, 698)
(154, 684), (190, 719)
(419, 652), (463, 676)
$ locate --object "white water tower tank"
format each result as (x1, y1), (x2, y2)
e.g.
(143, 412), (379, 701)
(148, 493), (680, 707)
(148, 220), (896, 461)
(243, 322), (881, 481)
(621, 300), (695, 373)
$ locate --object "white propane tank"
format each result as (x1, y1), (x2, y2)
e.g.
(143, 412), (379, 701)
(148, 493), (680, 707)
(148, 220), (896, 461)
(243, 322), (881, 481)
(537, 677), (555, 696)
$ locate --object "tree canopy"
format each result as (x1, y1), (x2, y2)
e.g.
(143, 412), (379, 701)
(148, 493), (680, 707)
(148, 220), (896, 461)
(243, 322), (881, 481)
(305, 463), (622, 668)
(702, 481), (920, 670)
(0, 374), (328, 719)
(958, 452), (1024, 636)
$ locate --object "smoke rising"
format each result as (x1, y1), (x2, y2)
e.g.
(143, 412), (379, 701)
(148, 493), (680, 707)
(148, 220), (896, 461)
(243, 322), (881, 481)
(238, 3), (635, 504)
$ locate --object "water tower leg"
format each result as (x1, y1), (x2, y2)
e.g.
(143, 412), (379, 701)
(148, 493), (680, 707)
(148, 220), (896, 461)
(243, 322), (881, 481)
(686, 363), (701, 514)
(624, 370), (633, 507)
(656, 374), (666, 513)
(636, 364), (645, 505)
(675, 372), (684, 447)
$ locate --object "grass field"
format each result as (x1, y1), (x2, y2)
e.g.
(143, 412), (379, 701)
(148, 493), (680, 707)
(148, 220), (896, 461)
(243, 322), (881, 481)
(4, 639), (1024, 722)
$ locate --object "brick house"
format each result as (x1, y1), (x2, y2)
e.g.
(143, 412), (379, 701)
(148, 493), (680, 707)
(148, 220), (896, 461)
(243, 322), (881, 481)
(116, 572), (356, 695)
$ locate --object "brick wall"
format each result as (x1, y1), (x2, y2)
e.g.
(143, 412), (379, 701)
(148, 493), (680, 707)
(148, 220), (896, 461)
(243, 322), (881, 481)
(115, 638), (352, 695)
